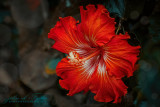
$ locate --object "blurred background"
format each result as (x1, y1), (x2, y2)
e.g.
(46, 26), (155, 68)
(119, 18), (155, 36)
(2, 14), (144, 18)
(0, 0), (160, 107)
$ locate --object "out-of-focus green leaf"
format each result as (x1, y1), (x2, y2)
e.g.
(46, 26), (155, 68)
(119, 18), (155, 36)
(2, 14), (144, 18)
(106, 0), (125, 18)
(45, 58), (61, 75)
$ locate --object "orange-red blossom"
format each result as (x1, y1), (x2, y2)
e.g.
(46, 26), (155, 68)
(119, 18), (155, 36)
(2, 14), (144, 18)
(48, 4), (140, 103)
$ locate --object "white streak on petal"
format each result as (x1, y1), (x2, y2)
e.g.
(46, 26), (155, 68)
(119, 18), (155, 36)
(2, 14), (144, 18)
(81, 56), (99, 78)
(97, 61), (107, 76)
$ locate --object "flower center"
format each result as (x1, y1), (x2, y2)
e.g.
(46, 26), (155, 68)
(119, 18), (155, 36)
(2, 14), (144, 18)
(67, 52), (83, 65)
(67, 49), (101, 65)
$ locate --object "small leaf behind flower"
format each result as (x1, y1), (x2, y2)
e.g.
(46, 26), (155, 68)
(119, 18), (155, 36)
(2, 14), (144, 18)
(105, 0), (125, 18)
(45, 58), (61, 75)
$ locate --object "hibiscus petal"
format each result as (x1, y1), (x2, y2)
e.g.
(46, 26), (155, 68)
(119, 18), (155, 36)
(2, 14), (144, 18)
(90, 61), (127, 103)
(79, 4), (115, 47)
(103, 33), (140, 78)
(56, 58), (91, 95)
(48, 16), (87, 53)
(56, 49), (101, 95)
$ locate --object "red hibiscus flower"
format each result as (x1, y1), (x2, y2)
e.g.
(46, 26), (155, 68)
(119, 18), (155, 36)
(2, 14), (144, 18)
(48, 4), (140, 103)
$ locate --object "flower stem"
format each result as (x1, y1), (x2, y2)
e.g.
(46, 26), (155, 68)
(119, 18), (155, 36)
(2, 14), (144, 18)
(116, 19), (122, 35)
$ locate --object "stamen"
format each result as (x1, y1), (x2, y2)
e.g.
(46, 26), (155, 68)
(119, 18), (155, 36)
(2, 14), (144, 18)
(67, 52), (83, 65)
(68, 50), (100, 66)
